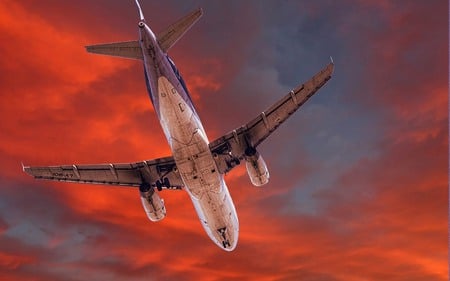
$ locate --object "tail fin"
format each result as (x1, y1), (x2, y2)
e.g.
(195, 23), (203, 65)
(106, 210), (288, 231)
(85, 40), (143, 60)
(84, 7), (202, 59)
(157, 8), (203, 53)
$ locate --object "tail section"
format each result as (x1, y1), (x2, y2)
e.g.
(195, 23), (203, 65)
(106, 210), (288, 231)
(85, 4), (202, 60)
(157, 8), (203, 53)
(85, 40), (143, 60)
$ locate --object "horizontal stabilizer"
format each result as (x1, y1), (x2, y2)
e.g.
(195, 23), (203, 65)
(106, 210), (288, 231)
(85, 40), (142, 60)
(157, 8), (203, 53)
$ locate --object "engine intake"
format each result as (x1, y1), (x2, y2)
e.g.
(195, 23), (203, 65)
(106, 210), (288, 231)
(244, 147), (270, 186)
(139, 183), (166, 222)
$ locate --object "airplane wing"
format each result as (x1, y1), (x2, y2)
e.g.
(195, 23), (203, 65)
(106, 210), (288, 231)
(23, 156), (184, 190)
(209, 61), (334, 174)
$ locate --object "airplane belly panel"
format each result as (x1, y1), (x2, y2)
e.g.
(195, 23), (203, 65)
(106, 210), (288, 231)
(157, 76), (196, 145)
(190, 179), (239, 251)
(157, 76), (219, 197)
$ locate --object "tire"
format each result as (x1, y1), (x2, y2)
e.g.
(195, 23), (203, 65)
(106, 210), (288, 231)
(163, 177), (170, 187)
(156, 180), (162, 191)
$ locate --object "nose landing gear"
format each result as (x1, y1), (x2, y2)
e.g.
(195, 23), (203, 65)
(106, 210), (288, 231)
(218, 227), (231, 248)
(222, 240), (231, 248)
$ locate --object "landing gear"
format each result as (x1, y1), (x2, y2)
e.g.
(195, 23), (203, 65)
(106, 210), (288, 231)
(163, 177), (170, 187)
(222, 240), (231, 248)
(155, 180), (162, 191)
(155, 177), (171, 191)
(226, 157), (240, 170)
(218, 227), (231, 248)
(139, 182), (151, 193)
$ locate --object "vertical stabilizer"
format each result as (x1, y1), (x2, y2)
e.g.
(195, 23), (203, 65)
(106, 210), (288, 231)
(157, 8), (203, 53)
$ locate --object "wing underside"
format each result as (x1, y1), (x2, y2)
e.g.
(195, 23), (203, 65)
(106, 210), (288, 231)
(209, 61), (334, 174)
(85, 40), (143, 60)
(23, 156), (184, 190)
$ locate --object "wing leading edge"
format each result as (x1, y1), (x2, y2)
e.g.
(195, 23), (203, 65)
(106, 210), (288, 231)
(209, 61), (334, 174)
(23, 156), (184, 190)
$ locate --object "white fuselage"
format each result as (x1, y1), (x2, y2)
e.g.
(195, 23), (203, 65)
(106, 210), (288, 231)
(139, 23), (238, 250)
(157, 76), (239, 250)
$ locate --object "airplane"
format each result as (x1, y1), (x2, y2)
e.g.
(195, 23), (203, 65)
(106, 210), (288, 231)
(23, 0), (334, 251)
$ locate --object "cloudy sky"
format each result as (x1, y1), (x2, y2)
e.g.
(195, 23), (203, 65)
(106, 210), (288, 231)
(0, 0), (447, 280)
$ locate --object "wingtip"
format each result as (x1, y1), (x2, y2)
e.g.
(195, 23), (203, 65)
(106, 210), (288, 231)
(21, 162), (33, 175)
(191, 7), (203, 18)
(21, 162), (28, 173)
(328, 56), (335, 75)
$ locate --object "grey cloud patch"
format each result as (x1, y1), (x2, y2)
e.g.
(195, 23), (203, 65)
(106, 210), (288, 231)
(0, 178), (192, 280)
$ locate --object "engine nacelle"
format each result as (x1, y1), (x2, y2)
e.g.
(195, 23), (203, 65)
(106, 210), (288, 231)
(244, 147), (270, 186)
(139, 183), (166, 222)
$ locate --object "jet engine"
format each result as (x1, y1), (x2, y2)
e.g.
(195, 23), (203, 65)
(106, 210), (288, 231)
(244, 147), (270, 186)
(139, 183), (166, 222)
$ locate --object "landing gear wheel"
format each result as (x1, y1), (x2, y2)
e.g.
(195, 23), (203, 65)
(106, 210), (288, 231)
(139, 182), (151, 193)
(156, 180), (162, 191)
(222, 240), (230, 248)
(163, 177), (170, 188)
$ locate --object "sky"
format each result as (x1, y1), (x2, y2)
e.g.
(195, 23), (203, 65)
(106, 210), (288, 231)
(0, 0), (447, 280)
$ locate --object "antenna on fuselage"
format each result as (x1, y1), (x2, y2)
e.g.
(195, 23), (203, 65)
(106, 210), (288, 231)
(134, 0), (145, 22)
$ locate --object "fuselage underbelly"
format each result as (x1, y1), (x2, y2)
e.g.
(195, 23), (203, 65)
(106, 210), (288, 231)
(140, 25), (238, 250)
